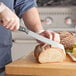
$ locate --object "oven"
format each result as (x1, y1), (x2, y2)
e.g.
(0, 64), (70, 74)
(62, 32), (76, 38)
(12, 0), (76, 61)
(38, 7), (76, 32)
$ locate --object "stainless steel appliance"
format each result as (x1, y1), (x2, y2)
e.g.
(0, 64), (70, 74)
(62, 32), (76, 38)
(38, 7), (76, 32)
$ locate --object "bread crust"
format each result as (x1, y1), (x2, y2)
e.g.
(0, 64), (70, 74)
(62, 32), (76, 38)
(58, 31), (76, 50)
(34, 44), (66, 63)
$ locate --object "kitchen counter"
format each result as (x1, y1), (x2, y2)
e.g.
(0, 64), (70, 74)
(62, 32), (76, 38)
(5, 52), (76, 76)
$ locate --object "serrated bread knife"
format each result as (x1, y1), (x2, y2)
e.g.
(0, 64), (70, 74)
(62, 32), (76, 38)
(18, 26), (64, 50)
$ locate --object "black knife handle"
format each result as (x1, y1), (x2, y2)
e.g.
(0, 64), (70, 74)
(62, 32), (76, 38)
(18, 26), (29, 34)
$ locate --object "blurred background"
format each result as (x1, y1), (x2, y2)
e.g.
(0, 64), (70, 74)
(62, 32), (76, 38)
(37, 0), (76, 6)
(12, 0), (76, 61)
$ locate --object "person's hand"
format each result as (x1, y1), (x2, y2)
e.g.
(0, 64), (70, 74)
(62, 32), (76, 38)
(0, 2), (19, 31)
(37, 30), (60, 44)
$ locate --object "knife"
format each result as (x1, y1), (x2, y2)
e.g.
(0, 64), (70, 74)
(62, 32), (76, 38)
(67, 52), (76, 61)
(18, 26), (64, 50)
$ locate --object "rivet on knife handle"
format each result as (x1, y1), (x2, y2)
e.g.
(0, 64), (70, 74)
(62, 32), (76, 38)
(18, 26), (29, 34)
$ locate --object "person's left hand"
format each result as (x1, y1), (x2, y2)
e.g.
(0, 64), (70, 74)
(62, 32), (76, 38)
(37, 30), (60, 44)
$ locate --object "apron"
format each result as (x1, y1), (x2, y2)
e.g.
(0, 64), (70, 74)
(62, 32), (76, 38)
(0, 0), (13, 68)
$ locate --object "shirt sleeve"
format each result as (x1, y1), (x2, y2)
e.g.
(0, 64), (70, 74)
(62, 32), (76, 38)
(14, 0), (37, 18)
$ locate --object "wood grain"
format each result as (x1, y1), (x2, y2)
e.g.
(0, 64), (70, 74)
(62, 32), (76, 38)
(5, 52), (76, 76)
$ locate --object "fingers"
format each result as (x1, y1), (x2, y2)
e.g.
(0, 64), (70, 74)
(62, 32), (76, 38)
(0, 17), (5, 25)
(0, 17), (19, 31)
(37, 30), (60, 44)
(40, 30), (60, 42)
(54, 33), (60, 43)
(44, 30), (53, 40)
(0, 3), (20, 31)
(50, 32), (60, 43)
(0, 19), (3, 25)
(40, 30), (52, 40)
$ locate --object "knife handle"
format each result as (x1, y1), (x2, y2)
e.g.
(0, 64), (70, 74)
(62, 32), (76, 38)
(18, 26), (29, 34)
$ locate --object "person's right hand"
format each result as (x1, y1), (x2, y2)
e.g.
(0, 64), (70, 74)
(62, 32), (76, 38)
(0, 2), (19, 31)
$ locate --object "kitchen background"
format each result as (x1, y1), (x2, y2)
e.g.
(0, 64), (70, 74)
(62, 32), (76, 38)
(12, 0), (76, 61)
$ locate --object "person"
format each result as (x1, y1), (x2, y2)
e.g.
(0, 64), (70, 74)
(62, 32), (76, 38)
(0, 0), (60, 76)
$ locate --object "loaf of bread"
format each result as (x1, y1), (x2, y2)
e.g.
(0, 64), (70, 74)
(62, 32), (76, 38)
(58, 31), (76, 50)
(34, 31), (76, 63)
(34, 44), (66, 63)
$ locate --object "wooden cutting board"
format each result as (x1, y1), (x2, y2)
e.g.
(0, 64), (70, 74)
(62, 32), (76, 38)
(5, 52), (76, 76)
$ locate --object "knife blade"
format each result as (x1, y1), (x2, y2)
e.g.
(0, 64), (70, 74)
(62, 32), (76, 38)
(18, 26), (64, 50)
(67, 52), (76, 61)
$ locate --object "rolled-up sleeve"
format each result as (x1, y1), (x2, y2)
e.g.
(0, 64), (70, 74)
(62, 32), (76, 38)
(14, 0), (37, 18)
